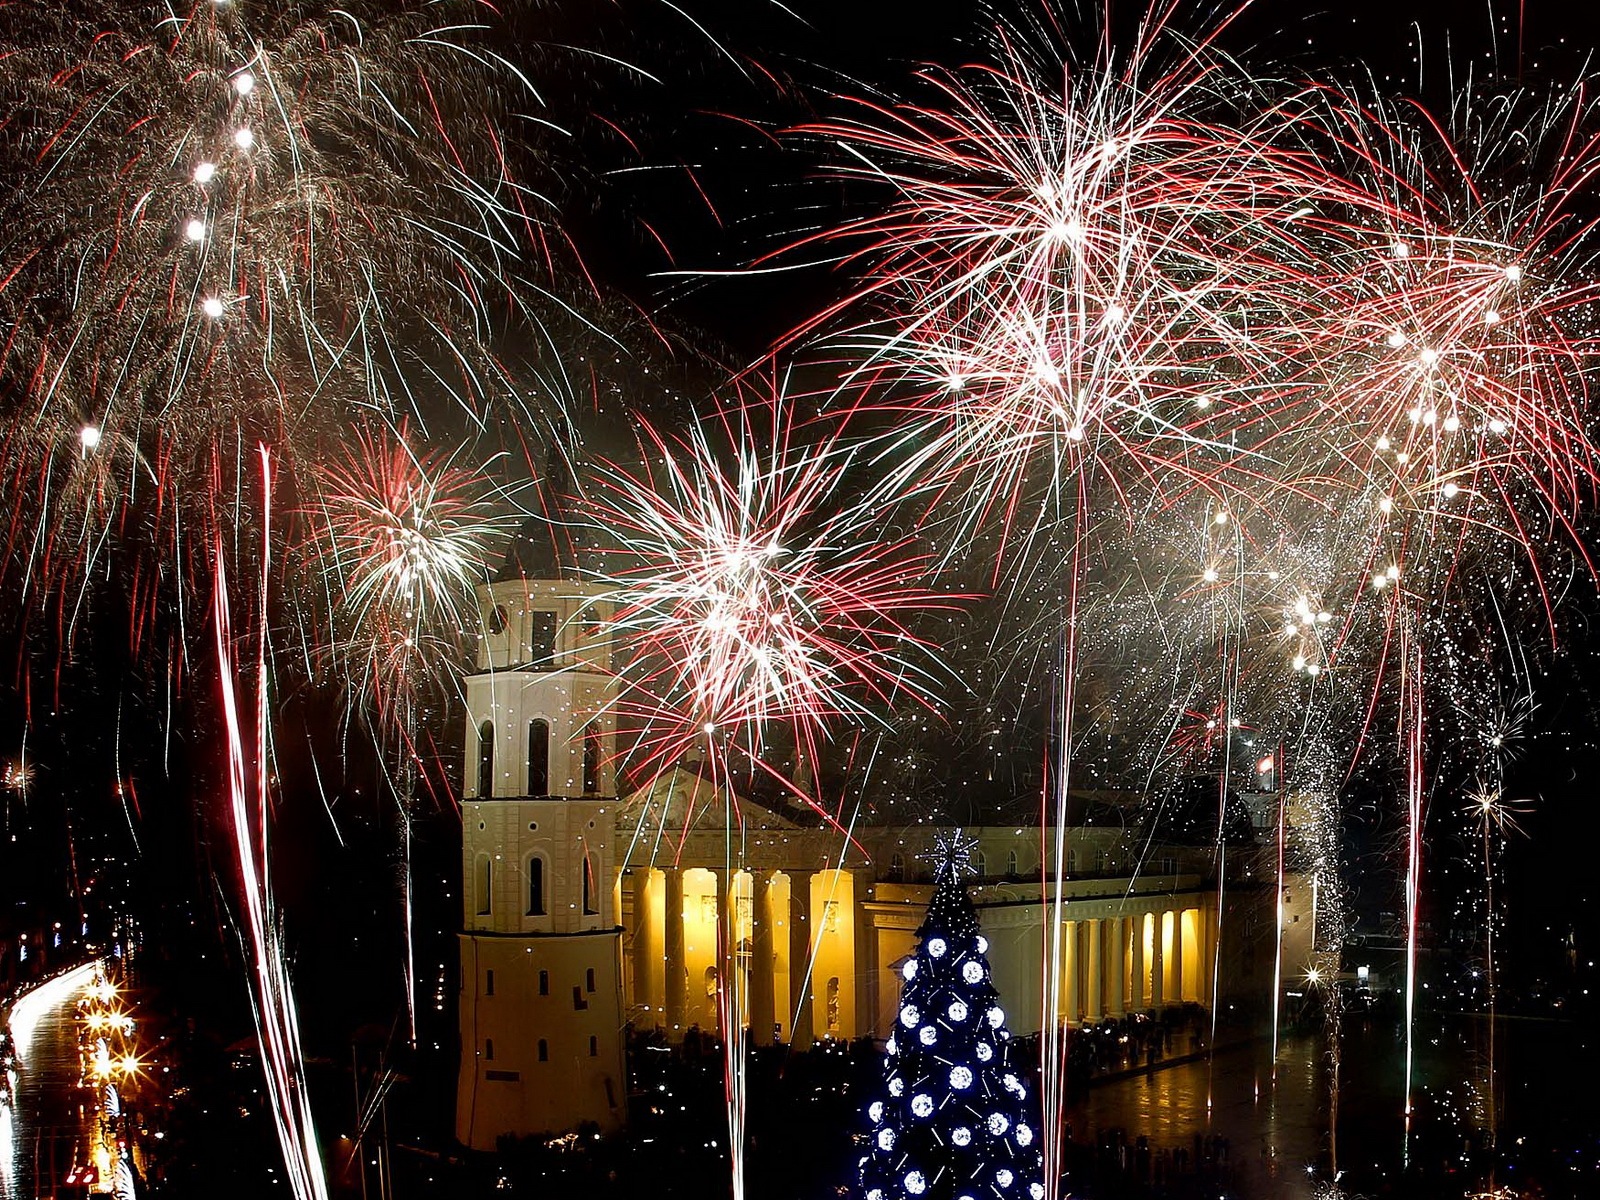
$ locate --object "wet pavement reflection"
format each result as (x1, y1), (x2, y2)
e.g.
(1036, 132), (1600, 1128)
(1066, 1033), (1329, 1199)
(3, 963), (102, 1199)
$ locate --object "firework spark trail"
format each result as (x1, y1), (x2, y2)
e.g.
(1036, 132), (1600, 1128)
(303, 421), (516, 1042)
(763, 8), (1600, 1175)
(714, 757), (750, 1200)
(212, 447), (328, 1200)
(582, 391), (960, 826)
(1400, 614), (1425, 1158)
(0, 0), (559, 704)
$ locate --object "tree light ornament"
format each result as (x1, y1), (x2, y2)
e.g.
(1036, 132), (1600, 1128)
(927, 937), (947, 958)
(1030, 1187), (1044, 1200)
(952, 1127), (972, 1147)
(947, 1000), (969, 1021)
(987, 1006), (1005, 1028)
(903, 960), (918, 980)
(78, 425), (101, 452)
(905, 1172), (927, 1195)
(910, 1094), (934, 1118)
(962, 961), (984, 984)
(868, 1102), (883, 1123)
(919, 1025), (938, 1046)
(949, 1065), (973, 1089)
(888, 1077), (904, 1097)
(1015, 1124), (1033, 1147)
(975, 1042), (993, 1062)
(987, 1113), (1010, 1136)
(996, 1169), (1014, 1188)
(975, 936), (988, 954)
(901, 1006), (920, 1028)
(877, 1129), (896, 1151)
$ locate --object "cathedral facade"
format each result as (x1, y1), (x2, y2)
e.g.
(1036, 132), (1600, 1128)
(456, 566), (1310, 1149)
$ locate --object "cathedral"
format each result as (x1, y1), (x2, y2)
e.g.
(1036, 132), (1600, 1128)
(454, 538), (1313, 1149)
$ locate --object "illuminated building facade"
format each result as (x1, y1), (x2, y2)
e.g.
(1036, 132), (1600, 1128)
(455, 543), (1307, 1145)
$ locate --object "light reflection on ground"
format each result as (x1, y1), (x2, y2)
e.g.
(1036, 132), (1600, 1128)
(3, 963), (101, 1199)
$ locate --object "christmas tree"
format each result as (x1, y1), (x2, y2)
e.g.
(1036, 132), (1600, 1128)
(859, 833), (1045, 1200)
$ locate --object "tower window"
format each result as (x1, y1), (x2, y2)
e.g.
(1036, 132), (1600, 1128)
(527, 719), (550, 796)
(888, 853), (905, 882)
(476, 720), (495, 799)
(485, 969), (495, 996)
(589, 1035), (598, 1057)
(485, 1038), (494, 1061)
(474, 856), (492, 917)
(538, 1039), (548, 1062)
(487, 604), (508, 636)
(586, 967), (596, 994)
(582, 721), (601, 794)
(539, 970), (549, 996)
(573, 986), (588, 1012)
(527, 855), (546, 916)
(974, 851), (986, 877)
(1007, 849), (1019, 876)
(530, 610), (558, 664)
(582, 854), (598, 916)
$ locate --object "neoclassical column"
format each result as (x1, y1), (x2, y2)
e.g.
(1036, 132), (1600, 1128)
(787, 869), (816, 1048)
(1171, 908), (1185, 1004)
(1131, 911), (1146, 1011)
(852, 869), (876, 1040)
(1061, 920), (1079, 1024)
(749, 871), (776, 1045)
(663, 868), (686, 1033)
(1086, 918), (1104, 1022)
(1149, 911), (1164, 1010)
(630, 869), (659, 1023)
(711, 868), (732, 1030)
(1107, 916), (1126, 1018)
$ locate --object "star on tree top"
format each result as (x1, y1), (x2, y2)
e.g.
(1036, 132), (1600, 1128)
(921, 828), (979, 880)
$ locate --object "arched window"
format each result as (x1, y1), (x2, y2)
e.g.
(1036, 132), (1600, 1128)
(586, 967), (596, 993)
(582, 854), (598, 915)
(474, 856), (492, 916)
(974, 851), (986, 877)
(476, 720), (495, 798)
(1007, 849), (1019, 877)
(526, 855), (546, 916)
(888, 853), (905, 882)
(538, 970), (549, 996)
(537, 1039), (548, 1062)
(582, 721), (601, 794)
(530, 610), (558, 664)
(527, 719), (550, 796)
(589, 1035), (598, 1057)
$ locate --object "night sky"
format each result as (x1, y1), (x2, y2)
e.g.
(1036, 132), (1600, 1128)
(6, 0), (1600, 1091)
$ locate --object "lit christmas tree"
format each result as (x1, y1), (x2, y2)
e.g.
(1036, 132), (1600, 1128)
(859, 832), (1045, 1200)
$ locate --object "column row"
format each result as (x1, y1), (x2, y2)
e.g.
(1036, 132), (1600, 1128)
(1052, 906), (1212, 1026)
(625, 867), (864, 1047)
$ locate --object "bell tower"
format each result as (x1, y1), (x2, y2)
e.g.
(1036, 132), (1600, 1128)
(455, 521), (626, 1148)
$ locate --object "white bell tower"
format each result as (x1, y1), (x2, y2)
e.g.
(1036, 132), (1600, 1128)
(455, 529), (627, 1147)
